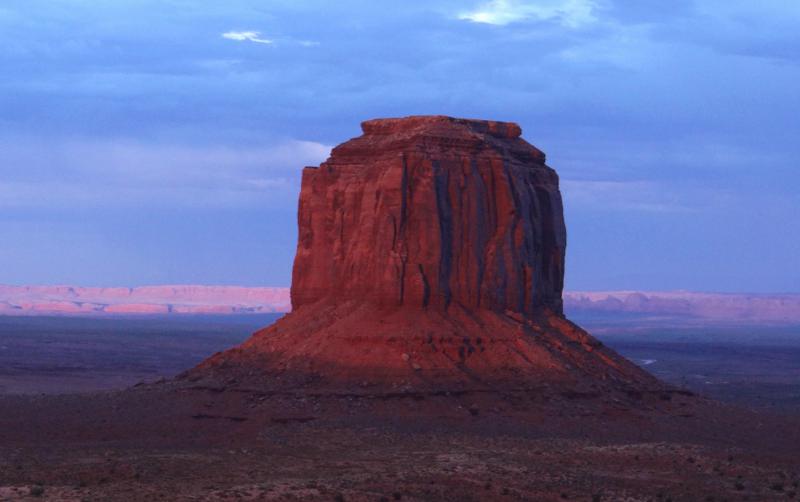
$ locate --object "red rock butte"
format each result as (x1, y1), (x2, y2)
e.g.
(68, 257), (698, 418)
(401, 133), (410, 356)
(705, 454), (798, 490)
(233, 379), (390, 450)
(189, 116), (658, 393)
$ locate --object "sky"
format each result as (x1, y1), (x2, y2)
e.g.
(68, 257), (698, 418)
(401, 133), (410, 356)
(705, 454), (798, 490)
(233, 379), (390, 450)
(1, 0), (798, 292)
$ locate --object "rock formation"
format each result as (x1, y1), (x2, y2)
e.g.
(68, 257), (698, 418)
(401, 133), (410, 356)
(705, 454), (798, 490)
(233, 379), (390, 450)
(291, 116), (565, 316)
(0, 285), (290, 315)
(6, 284), (800, 322)
(189, 116), (658, 393)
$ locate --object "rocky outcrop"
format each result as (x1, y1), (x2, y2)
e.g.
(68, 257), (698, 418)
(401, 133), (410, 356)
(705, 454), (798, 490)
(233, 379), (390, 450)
(291, 116), (566, 316)
(189, 116), (658, 393)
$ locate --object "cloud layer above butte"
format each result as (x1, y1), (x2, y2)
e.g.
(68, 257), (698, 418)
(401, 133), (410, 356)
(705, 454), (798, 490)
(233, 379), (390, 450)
(0, 0), (798, 291)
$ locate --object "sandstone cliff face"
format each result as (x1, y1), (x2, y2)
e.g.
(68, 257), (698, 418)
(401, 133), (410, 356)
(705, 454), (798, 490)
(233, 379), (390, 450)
(291, 116), (566, 316)
(190, 116), (657, 392)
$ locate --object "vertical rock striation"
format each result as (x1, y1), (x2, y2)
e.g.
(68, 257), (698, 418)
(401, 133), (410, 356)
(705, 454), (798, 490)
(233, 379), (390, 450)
(190, 116), (658, 393)
(291, 116), (566, 317)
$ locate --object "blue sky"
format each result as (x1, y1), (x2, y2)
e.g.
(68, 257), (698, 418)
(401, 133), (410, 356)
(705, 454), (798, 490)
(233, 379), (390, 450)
(1, 0), (798, 292)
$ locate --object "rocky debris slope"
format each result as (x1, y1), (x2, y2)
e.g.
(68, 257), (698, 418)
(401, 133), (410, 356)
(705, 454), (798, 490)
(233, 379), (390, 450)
(187, 116), (661, 394)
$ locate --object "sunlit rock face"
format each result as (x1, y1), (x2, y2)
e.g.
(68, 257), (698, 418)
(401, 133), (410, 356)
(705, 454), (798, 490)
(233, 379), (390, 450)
(189, 116), (656, 392)
(291, 116), (566, 317)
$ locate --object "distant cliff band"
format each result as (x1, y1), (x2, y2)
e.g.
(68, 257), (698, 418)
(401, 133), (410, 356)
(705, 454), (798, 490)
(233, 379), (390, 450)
(1, 285), (798, 322)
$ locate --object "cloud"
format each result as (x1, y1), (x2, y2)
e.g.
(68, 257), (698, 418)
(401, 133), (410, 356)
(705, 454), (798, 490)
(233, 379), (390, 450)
(458, 0), (599, 27)
(220, 31), (320, 48)
(560, 179), (723, 213)
(222, 31), (273, 45)
(0, 137), (331, 209)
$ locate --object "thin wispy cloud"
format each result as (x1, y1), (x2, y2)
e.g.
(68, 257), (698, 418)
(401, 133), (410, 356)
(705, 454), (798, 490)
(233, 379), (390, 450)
(0, 138), (331, 209)
(222, 31), (273, 45)
(459, 0), (598, 27)
(221, 31), (319, 48)
(561, 180), (708, 213)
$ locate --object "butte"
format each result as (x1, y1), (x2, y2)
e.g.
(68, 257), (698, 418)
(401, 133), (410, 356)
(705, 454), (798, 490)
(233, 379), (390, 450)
(185, 116), (661, 399)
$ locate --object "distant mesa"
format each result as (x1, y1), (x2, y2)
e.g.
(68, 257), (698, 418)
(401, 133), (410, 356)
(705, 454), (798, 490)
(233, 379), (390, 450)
(0, 285), (290, 316)
(563, 291), (800, 323)
(2, 284), (799, 323)
(185, 115), (659, 393)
